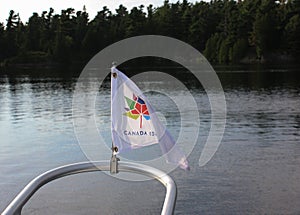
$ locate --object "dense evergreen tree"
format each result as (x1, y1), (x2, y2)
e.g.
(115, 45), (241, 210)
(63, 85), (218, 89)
(189, 2), (217, 51)
(26, 13), (44, 51)
(0, 23), (5, 61)
(2, 10), (20, 59)
(126, 5), (146, 37)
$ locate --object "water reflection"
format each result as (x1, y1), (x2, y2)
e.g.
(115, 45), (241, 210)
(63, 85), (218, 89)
(0, 70), (300, 214)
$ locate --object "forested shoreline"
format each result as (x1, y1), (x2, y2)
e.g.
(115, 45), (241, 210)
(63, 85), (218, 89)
(0, 0), (300, 69)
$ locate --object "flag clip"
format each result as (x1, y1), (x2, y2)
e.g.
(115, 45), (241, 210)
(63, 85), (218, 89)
(110, 153), (120, 174)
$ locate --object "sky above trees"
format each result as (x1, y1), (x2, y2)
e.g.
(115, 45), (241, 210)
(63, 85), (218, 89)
(0, 0), (201, 23)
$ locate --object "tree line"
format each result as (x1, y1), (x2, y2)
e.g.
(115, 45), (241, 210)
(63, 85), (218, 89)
(0, 0), (299, 67)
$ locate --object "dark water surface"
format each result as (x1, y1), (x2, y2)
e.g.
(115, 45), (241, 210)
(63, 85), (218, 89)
(0, 69), (300, 214)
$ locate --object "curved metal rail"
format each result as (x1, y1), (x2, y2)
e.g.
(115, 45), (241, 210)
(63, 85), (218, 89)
(2, 161), (177, 215)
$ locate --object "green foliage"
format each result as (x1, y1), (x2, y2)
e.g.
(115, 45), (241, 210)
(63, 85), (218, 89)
(204, 33), (222, 62)
(285, 14), (300, 56)
(26, 13), (43, 51)
(0, 1), (299, 66)
(6, 10), (19, 31)
(0, 23), (5, 60)
(230, 38), (248, 63)
(2, 10), (21, 59)
(126, 6), (146, 37)
(218, 37), (230, 64)
(189, 2), (217, 50)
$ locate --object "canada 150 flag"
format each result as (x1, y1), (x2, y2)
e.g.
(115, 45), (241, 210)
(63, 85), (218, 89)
(111, 66), (189, 170)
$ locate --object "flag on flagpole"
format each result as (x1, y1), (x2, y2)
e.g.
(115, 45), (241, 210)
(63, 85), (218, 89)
(111, 66), (189, 170)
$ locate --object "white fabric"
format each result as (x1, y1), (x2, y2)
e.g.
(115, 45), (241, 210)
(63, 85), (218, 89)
(111, 66), (189, 170)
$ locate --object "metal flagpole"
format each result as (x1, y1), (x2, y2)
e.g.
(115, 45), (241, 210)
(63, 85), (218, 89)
(110, 62), (120, 174)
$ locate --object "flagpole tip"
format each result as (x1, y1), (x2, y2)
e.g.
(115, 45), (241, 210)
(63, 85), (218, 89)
(112, 61), (117, 67)
(111, 62), (118, 77)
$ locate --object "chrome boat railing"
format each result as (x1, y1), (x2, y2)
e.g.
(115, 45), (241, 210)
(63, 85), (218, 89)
(2, 161), (177, 215)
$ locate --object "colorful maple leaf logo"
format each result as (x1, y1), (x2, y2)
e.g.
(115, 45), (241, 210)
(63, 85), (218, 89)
(124, 94), (150, 128)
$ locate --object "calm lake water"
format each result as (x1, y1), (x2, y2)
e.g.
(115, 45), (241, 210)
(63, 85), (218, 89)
(0, 68), (300, 214)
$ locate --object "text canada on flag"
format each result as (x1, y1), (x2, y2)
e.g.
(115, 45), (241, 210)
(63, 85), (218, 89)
(111, 66), (189, 170)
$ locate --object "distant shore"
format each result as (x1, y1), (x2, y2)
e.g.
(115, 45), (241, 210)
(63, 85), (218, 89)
(1, 52), (298, 75)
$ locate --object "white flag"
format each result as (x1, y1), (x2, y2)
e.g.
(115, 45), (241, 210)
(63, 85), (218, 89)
(111, 66), (189, 170)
